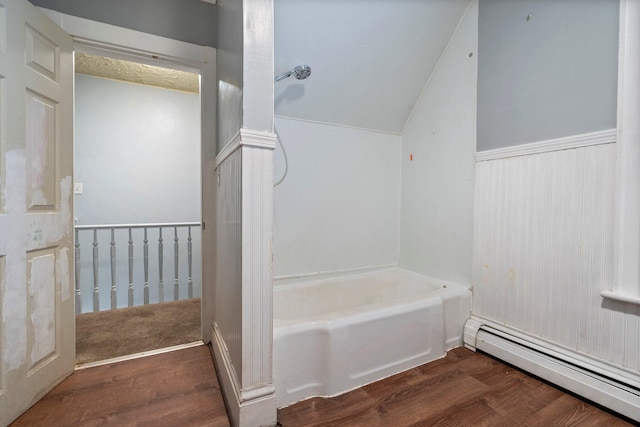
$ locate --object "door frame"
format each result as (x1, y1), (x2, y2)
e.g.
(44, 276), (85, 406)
(38, 8), (217, 344)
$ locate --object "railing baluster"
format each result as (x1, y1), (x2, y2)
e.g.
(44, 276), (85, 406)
(92, 229), (99, 312)
(174, 226), (179, 301)
(188, 226), (193, 299)
(144, 227), (149, 305)
(75, 229), (81, 314)
(110, 229), (117, 310)
(158, 227), (164, 303)
(74, 222), (201, 312)
(128, 228), (134, 307)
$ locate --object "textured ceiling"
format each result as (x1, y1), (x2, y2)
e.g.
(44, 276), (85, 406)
(75, 53), (200, 94)
(274, 0), (471, 134)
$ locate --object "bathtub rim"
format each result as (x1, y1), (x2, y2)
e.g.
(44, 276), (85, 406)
(273, 267), (471, 325)
(274, 266), (471, 291)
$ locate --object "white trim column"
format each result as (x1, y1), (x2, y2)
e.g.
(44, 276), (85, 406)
(609, 0), (640, 304)
(212, 129), (277, 427)
(241, 129), (276, 399)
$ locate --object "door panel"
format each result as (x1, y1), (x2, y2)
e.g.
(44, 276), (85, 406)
(26, 247), (58, 370)
(0, 0), (73, 425)
(25, 24), (58, 81)
(26, 90), (58, 210)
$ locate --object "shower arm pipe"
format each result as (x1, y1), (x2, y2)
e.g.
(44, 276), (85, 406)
(274, 65), (311, 83)
(274, 70), (293, 82)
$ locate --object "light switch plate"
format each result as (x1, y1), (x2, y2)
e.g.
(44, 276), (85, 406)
(74, 182), (83, 195)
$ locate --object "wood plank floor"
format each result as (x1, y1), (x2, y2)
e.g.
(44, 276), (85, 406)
(11, 345), (230, 427)
(11, 345), (635, 426)
(278, 347), (636, 427)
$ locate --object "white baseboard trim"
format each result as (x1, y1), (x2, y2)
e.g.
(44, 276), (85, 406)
(476, 128), (616, 161)
(211, 323), (277, 427)
(74, 341), (204, 370)
(464, 317), (640, 421)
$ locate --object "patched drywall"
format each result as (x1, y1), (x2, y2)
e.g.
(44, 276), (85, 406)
(75, 53), (199, 94)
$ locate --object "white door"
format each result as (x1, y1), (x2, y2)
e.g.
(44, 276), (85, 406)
(0, 0), (74, 424)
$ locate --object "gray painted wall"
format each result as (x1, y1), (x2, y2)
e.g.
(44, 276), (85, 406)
(477, 0), (619, 151)
(31, 0), (216, 47)
(216, 0), (243, 151)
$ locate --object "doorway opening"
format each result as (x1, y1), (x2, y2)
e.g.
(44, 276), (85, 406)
(73, 52), (203, 365)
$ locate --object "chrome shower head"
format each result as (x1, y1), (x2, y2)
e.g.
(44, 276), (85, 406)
(274, 65), (312, 83)
(291, 65), (311, 80)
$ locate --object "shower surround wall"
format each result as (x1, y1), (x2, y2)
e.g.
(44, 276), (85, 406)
(273, 118), (401, 278)
(399, 1), (477, 284)
(273, 1), (477, 282)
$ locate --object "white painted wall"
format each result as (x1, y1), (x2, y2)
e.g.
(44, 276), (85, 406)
(74, 74), (202, 311)
(273, 117), (402, 279)
(399, 1), (477, 285)
(214, 148), (243, 384)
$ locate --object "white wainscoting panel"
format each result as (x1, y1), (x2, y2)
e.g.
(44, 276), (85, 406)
(240, 137), (274, 393)
(473, 142), (640, 373)
(213, 131), (277, 427)
(215, 147), (243, 384)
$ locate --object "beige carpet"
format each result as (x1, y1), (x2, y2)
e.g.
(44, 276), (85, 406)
(76, 298), (201, 365)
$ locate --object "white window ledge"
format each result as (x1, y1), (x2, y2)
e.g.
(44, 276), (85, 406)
(601, 290), (640, 305)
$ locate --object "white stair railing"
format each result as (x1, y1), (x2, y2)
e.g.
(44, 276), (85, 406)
(75, 222), (201, 313)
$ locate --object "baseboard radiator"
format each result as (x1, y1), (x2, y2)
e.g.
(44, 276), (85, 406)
(464, 317), (640, 421)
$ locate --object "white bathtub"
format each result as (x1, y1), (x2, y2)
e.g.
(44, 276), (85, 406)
(273, 268), (471, 407)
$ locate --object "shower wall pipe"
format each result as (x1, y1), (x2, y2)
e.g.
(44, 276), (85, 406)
(273, 65), (311, 186)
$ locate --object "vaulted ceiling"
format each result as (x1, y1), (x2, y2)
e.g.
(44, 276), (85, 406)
(274, 0), (472, 134)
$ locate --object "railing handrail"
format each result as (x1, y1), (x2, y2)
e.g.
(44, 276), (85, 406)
(75, 222), (201, 230)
